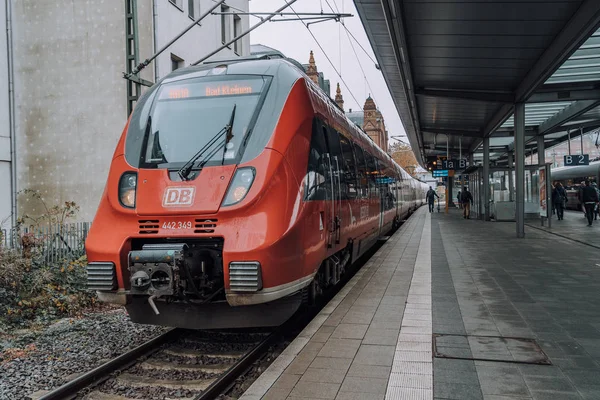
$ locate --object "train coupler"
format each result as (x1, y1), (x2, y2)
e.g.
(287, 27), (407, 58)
(128, 243), (187, 313)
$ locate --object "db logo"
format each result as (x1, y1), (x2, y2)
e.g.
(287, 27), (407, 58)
(163, 187), (195, 207)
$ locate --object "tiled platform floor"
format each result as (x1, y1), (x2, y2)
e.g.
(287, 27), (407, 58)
(240, 206), (600, 400)
(526, 209), (600, 249)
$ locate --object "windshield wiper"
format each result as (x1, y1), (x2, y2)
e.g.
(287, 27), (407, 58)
(177, 105), (237, 181)
(222, 104), (236, 165)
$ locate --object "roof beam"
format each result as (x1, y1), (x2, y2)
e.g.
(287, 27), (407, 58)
(492, 127), (538, 137)
(544, 118), (600, 135)
(421, 127), (482, 138)
(425, 145), (471, 153)
(415, 88), (514, 103)
(529, 88), (600, 103)
(538, 100), (600, 134)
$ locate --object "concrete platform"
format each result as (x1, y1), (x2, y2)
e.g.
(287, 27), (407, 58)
(527, 209), (600, 249)
(240, 207), (600, 400)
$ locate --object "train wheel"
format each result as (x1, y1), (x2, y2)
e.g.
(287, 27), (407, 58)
(302, 277), (321, 307)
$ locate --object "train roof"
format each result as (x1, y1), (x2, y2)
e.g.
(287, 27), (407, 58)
(157, 58), (418, 182)
(552, 161), (600, 181)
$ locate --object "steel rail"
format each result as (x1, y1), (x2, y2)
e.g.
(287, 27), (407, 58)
(192, 329), (280, 400)
(38, 328), (180, 400)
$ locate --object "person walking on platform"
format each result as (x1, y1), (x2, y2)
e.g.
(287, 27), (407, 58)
(426, 186), (439, 213)
(578, 181), (586, 218)
(552, 182), (567, 220)
(461, 187), (473, 219)
(580, 180), (599, 226)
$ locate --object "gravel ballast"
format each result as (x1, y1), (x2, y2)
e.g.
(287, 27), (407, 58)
(0, 308), (166, 400)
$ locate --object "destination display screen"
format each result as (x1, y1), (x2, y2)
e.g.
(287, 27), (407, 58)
(160, 79), (264, 100)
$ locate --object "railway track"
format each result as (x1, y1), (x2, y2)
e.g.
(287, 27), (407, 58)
(38, 328), (278, 400)
(38, 221), (403, 400)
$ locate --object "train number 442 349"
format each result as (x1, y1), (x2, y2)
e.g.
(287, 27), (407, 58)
(162, 221), (193, 230)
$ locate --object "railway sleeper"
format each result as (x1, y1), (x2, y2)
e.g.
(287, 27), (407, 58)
(140, 359), (230, 373)
(115, 373), (214, 390)
(162, 347), (244, 359)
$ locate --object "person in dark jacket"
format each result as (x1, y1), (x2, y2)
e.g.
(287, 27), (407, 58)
(426, 186), (439, 213)
(578, 181), (586, 218)
(552, 182), (567, 220)
(581, 180), (599, 226)
(461, 187), (474, 219)
(593, 182), (600, 220)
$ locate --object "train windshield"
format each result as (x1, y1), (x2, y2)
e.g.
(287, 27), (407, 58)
(139, 76), (268, 168)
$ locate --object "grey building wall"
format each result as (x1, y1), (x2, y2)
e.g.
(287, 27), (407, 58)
(11, 0), (130, 222)
(0, 1), (13, 227)
(10, 0), (248, 223)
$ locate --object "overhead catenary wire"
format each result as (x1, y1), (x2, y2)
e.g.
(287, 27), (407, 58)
(324, 0), (377, 106)
(287, 2), (362, 110)
(324, 0), (378, 66)
(192, 0), (298, 65)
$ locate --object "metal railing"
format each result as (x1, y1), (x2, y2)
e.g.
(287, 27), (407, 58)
(1, 222), (91, 264)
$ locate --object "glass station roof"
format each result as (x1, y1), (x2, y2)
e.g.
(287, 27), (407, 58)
(496, 28), (600, 133)
(546, 30), (600, 85)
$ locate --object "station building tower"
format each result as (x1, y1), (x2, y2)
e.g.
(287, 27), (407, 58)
(344, 90), (389, 153)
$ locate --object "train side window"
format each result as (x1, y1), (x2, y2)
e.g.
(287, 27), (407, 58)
(304, 119), (327, 201)
(365, 151), (378, 199)
(378, 159), (395, 210)
(339, 135), (358, 199)
(323, 127), (346, 199)
(354, 145), (368, 198)
(396, 168), (403, 205)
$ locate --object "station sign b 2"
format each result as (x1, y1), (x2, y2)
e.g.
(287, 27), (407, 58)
(564, 154), (589, 166)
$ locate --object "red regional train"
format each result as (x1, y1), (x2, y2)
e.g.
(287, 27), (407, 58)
(85, 57), (428, 329)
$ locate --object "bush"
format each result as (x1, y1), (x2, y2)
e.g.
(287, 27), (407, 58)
(0, 249), (96, 327)
(0, 190), (96, 328)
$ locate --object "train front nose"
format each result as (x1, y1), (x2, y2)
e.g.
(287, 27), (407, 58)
(135, 167), (236, 216)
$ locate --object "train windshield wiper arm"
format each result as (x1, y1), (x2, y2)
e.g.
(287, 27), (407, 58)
(177, 105), (237, 181)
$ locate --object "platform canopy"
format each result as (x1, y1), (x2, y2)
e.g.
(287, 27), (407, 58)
(354, 0), (600, 166)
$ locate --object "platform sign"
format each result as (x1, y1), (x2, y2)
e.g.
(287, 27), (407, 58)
(433, 170), (448, 177)
(441, 159), (468, 170)
(564, 154), (589, 166)
(376, 177), (395, 184)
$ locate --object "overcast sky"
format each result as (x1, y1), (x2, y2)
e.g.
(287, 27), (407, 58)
(248, 0), (407, 143)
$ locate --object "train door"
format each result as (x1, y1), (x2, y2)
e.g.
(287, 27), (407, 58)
(375, 159), (385, 235)
(323, 126), (343, 247)
(364, 151), (380, 237)
(396, 169), (403, 217)
(354, 145), (369, 230)
(319, 122), (341, 248)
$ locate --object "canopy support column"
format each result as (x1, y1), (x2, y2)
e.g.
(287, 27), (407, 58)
(483, 137), (490, 221)
(507, 151), (514, 202)
(515, 103), (525, 238)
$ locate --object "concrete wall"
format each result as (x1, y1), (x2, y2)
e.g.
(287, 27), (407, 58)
(9, 0), (249, 223)
(154, 0), (250, 79)
(0, 1), (13, 226)
(11, 0), (128, 222)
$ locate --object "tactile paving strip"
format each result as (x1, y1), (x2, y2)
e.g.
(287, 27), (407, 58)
(386, 213), (433, 400)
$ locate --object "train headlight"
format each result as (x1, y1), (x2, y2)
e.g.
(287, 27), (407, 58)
(222, 168), (255, 206)
(119, 172), (137, 208)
